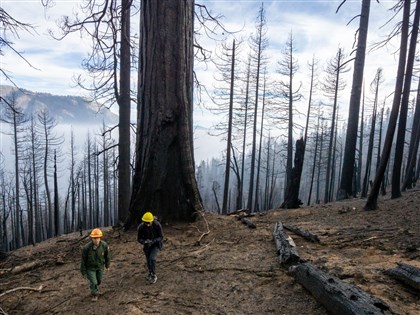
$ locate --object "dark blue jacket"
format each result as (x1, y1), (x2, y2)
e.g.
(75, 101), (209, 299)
(137, 220), (163, 250)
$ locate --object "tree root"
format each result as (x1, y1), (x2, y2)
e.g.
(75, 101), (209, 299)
(194, 211), (210, 245)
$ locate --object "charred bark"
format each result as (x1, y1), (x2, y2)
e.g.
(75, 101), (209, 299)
(281, 138), (304, 209)
(289, 263), (392, 315)
(385, 262), (420, 292)
(126, 0), (203, 228)
(273, 221), (301, 267)
(283, 224), (320, 243)
(240, 217), (256, 229)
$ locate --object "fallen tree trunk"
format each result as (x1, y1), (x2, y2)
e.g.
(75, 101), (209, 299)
(241, 218), (256, 229)
(11, 261), (45, 275)
(384, 262), (420, 291)
(289, 263), (392, 315)
(283, 224), (320, 243)
(273, 222), (301, 267)
(228, 209), (250, 216)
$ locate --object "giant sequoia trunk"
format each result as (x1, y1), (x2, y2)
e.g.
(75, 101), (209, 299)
(126, 0), (203, 227)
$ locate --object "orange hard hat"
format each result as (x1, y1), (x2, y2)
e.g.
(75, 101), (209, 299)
(90, 228), (103, 238)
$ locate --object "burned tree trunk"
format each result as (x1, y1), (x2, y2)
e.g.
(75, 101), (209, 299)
(385, 262), (420, 292)
(126, 0), (203, 227)
(281, 138), (304, 209)
(273, 221), (301, 266)
(289, 263), (392, 315)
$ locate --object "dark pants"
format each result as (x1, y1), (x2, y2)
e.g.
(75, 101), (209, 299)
(143, 245), (159, 275)
(86, 269), (104, 295)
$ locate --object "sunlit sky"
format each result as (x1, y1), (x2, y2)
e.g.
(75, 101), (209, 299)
(1, 0), (403, 161)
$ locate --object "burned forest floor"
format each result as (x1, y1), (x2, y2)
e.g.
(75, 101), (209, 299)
(0, 189), (419, 314)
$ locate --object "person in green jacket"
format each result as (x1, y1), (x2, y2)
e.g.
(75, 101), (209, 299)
(80, 228), (110, 301)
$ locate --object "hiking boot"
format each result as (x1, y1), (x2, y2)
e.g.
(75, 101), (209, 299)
(91, 295), (98, 302)
(146, 273), (152, 281)
(149, 273), (157, 284)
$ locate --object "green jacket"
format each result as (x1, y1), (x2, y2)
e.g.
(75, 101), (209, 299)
(80, 240), (110, 275)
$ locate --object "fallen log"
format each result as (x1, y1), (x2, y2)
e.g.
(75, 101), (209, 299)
(283, 224), (320, 243)
(228, 209), (250, 216)
(289, 263), (392, 315)
(273, 222), (301, 267)
(11, 260), (45, 275)
(241, 217), (256, 229)
(384, 262), (420, 292)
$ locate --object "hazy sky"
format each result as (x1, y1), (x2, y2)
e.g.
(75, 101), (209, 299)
(1, 0), (403, 161)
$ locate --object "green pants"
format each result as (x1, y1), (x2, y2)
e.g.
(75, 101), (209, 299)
(86, 269), (104, 295)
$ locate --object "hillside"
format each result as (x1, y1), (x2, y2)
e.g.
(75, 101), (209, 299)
(0, 191), (419, 314)
(0, 85), (118, 125)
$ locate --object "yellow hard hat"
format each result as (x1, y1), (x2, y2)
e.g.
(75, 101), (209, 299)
(90, 228), (103, 238)
(142, 212), (154, 223)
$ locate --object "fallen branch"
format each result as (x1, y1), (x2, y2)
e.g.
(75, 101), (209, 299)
(241, 217), (256, 229)
(283, 224), (320, 243)
(361, 236), (378, 243)
(190, 238), (215, 256)
(0, 285), (43, 298)
(168, 238), (216, 264)
(70, 234), (89, 245)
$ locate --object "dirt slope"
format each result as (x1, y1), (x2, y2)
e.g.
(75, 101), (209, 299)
(1, 190), (419, 315)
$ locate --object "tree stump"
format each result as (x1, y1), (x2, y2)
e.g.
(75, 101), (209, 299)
(289, 263), (392, 315)
(273, 222), (301, 267)
(384, 262), (420, 292)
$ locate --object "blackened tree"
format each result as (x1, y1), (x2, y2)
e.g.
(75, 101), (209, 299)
(126, 0), (203, 226)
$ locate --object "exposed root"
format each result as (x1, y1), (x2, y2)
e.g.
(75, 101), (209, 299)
(194, 211), (210, 245)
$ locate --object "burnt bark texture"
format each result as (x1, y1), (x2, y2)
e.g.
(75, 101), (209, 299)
(127, 0), (203, 227)
(339, 0), (370, 199)
(385, 262), (420, 292)
(281, 138), (304, 209)
(289, 263), (392, 315)
(283, 224), (320, 243)
(117, 0), (132, 222)
(273, 221), (301, 267)
(365, 0), (410, 210)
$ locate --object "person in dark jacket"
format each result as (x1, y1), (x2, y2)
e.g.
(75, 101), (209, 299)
(80, 228), (110, 301)
(137, 212), (163, 284)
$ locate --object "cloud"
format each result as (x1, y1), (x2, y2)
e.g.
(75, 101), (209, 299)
(0, 0), (408, 161)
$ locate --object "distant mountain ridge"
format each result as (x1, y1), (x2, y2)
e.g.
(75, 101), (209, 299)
(0, 85), (118, 125)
